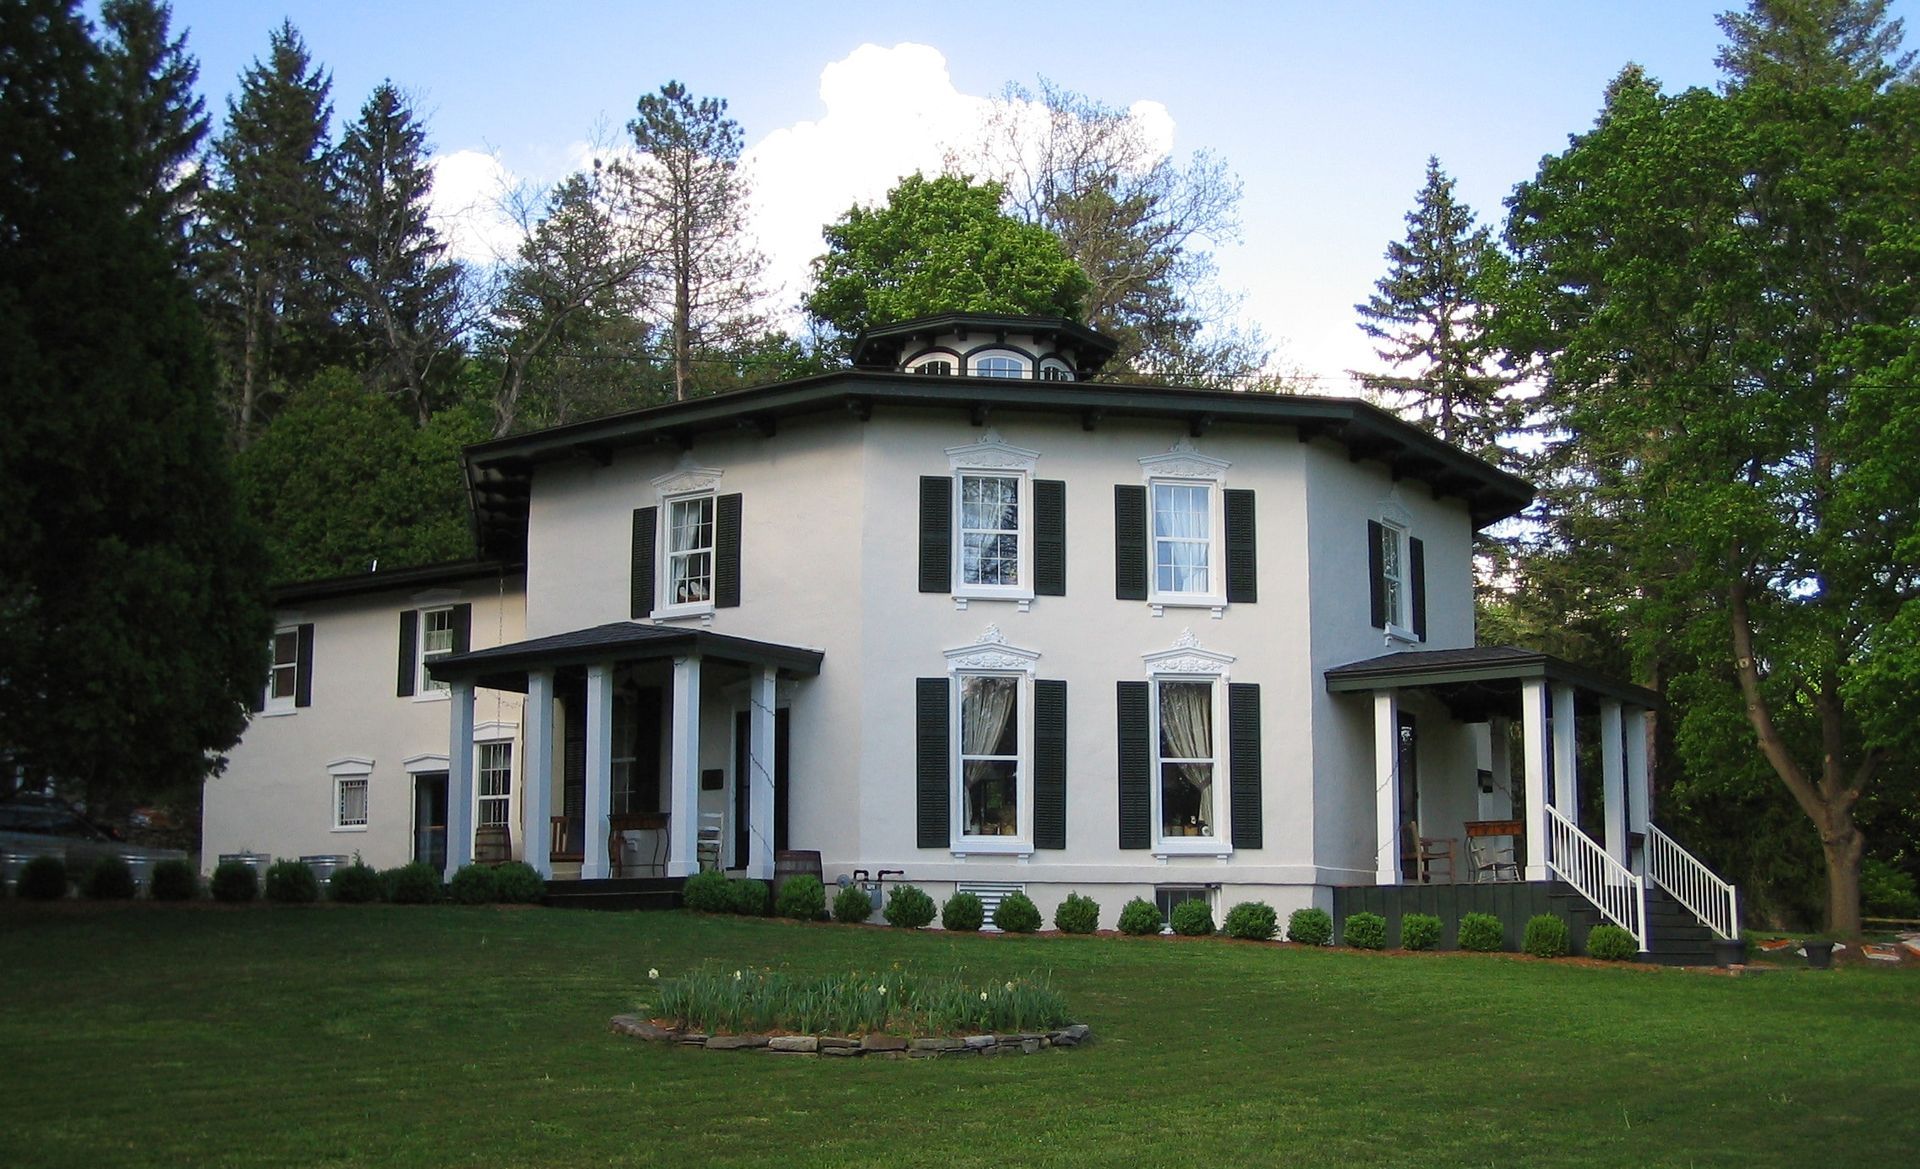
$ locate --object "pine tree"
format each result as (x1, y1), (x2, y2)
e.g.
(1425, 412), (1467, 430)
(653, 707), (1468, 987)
(98, 0), (206, 259)
(1716, 0), (1916, 90)
(198, 20), (340, 447)
(1354, 157), (1513, 459)
(0, 0), (270, 808)
(333, 82), (465, 424)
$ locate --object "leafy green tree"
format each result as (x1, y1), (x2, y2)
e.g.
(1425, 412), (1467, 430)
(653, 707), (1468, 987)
(1354, 157), (1515, 459)
(0, 0), (270, 807)
(805, 173), (1090, 355)
(333, 82), (466, 424)
(234, 370), (482, 580)
(198, 20), (340, 447)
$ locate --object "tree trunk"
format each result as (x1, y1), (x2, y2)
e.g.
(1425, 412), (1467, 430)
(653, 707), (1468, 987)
(1819, 819), (1865, 940)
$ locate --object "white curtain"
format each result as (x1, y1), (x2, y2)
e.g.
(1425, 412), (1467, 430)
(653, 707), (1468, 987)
(961, 676), (1017, 834)
(1154, 485), (1210, 592)
(1160, 682), (1214, 828)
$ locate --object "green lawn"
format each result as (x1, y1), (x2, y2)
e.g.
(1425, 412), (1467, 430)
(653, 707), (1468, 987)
(3, 903), (1916, 1168)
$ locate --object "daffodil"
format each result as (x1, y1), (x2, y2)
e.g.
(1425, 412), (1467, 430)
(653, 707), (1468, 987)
(980, 991), (988, 1001)
(733, 969), (742, 981)
(648, 967), (659, 980)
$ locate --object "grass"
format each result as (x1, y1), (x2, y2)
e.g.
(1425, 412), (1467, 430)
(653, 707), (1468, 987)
(3, 903), (1917, 1169)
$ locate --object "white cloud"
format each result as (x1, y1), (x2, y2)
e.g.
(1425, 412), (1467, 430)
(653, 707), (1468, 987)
(428, 149), (520, 265)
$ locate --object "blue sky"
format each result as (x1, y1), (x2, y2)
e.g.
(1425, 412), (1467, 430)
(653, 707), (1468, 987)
(163, 1), (1911, 386)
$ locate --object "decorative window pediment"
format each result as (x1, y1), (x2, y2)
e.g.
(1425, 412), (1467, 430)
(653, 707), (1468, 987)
(946, 430), (1039, 473)
(1139, 437), (1231, 483)
(1142, 629), (1236, 677)
(945, 624), (1041, 674)
(651, 458), (725, 499)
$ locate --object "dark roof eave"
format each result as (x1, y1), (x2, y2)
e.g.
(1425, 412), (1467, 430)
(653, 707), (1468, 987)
(272, 560), (524, 606)
(428, 622), (824, 692)
(1324, 647), (1661, 709)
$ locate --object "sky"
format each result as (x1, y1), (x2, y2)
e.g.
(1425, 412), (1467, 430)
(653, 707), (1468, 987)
(161, 0), (1913, 390)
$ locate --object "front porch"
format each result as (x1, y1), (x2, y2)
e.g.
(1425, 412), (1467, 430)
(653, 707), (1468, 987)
(430, 622), (822, 884)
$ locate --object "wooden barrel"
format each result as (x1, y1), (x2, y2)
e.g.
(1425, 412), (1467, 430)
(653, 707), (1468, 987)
(473, 825), (512, 865)
(772, 849), (822, 896)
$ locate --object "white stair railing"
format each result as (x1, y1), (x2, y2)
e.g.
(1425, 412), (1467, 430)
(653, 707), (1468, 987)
(1645, 824), (1740, 940)
(1544, 806), (1647, 951)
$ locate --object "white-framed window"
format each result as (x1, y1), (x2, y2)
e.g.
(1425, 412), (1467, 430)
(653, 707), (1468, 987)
(946, 433), (1038, 606)
(665, 493), (715, 607)
(914, 358), (956, 375)
(973, 353), (1027, 378)
(1155, 885), (1212, 932)
(1140, 443), (1231, 614)
(328, 757), (374, 832)
(266, 626), (299, 713)
(1143, 632), (1235, 856)
(946, 626), (1039, 854)
(1377, 517), (1413, 638)
(477, 741), (512, 827)
(1038, 361), (1074, 382)
(418, 606), (454, 695)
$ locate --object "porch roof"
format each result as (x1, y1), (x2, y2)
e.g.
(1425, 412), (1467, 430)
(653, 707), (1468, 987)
(1324, 645), (1659, 720)
(428, 621), (823, 692)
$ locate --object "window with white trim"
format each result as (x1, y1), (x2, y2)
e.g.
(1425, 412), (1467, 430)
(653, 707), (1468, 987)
(336, 777), (369, 829)
(418, 607), (453, 695)
(1039, 362), (1073, 382)
(959, 673), (1021, 837)
(1152, 482), (1213, 597)
(1157, 678), (1219, 840)
(913, 358), (955, 375)
(665, 493), (715, 607)
(477, 742), (512, 827)
(1378, 518), (1409, 632)
(267, 627), (299, 712)
(959, 473), (1021, 588)
(974, 354), (1026, 378)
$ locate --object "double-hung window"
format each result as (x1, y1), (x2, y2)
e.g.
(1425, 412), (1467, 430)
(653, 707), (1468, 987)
(477, 742), (512, 827)
(1131, 443), (1235, 614)
(958, 673), (1021, 838)
(329, 757), (373, 832)
(267, 627), (300, 712)
(935, 435), (1042, 607)
(959, 473), (1021, 589)
(1367, 513), (1426, 642)
(1156, 679), (1219, 840)
(418, 606), (454, 695)
(1152, 482), (1213, 597)
(666, 493), (715, 607)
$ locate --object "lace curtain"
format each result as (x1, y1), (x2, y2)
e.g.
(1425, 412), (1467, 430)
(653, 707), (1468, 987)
(961, 675), (1017, 834)
(1160, 682), (1214, 829)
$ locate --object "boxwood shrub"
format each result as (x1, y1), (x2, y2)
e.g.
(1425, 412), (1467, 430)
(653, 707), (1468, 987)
(1223, 901), (1278, 941)
(381, 862), (441, 904)
(1457, 911), (1505, 952)
(447, 863), (498, 905)
(729, 878), (769, 916)
(883, 883), (936, 928)
(1117, 896), (1162, 936)
(18, 855), (69, 901)
(995, 891), (1043, 933)
(149, 858), (200, 902)
(1287, 906), (1334, 946)
(832, 882), (873, 923)
(1053, 891), (1100, 934)
(327, 861), (383, 903)
(1170, 899), (1214, 936)
(264, 859), (319, 904)
(210, 859), (259, 903)
(775, 874), (825, 920)
(1400, 912), (1443, 951)
(1586, 923), (1638, 961)
(1343, 911), (1388, 950)
(82, 855), (137, 900)
(1523, 914), (1570, 958)
(681, 869), (732, 913)
(942, 890), (985, 932)
(492, 861), (547, 904)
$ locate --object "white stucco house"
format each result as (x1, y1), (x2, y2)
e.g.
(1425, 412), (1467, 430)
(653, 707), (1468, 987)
(204, 313), (1738, 959)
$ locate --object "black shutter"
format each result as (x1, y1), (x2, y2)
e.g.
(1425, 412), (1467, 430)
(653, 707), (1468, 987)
(918, 476), (952, 593)
(1034, 679), (1067, 849)
(1410, 536), (1427, 642)
(631, 507), (657, 618)
(451, 603), (472, 654)
(1229, 683), (1262, 849)
(916, 678), (951, 848)
(714, 493), (742, 608)
(294, 623), (315, 708)
(396, 610), (418, 697)
(249, 668), (265, 714)
(1366, 519), (1386, 629)
(633, 688), (662, 812)
(1034, 479), (1066, 597)
(1117, 680), (1151, 849)
(1114, 485), (1148, 601)
(1224, 488), (1257, 603)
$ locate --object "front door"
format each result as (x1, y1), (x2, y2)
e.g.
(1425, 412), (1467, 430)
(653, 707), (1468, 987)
(1398, 713), (1419, 881)
(413, 773), (448, 871)
(731, 708), (791, 868)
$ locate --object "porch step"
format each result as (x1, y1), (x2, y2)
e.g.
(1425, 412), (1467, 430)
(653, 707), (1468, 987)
(1542, 882), (1720, 965)
(543, 876), (684, 912)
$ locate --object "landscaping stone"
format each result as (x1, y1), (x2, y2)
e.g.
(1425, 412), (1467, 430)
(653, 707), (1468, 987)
(769, 1036), (818, 1053)
(820, 1043), (861, 1057)
(607, 1017), (1090, 1059)
(706, 1034), (770, 1051)
(910, 1037), (963, 1053)
(859, 1033), (908, 1052)
(816, 1036), (858, 1050)
(963, 1034), (998, 1050)
(676, 1032), (711, 1046)
(608, 1015), (676, 1042)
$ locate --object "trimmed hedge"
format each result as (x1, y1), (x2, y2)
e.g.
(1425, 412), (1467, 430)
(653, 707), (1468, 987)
(1586, 923), (1638, 961)
(995, 891), (1043, 933)
(883, 884), (936, 929)
(264, 859), (319, 904)
(1117, 897), (1162, 936)
(775, 874), (825, 920)
(149, 858), (200, 901)
(1287, 906), (1333, 946)
(448, 863), (499, 905)
(382, 862), (441, 904)
(492, 861), (547, 904)
(832, 882), (873, 923)
(1343, 911), (1387, 950)
(1170, 899), (1214, 937)
(942, 891), (985, 932)
(210, 860), (259, 903)
(18, 855), (68, 901)
(1223, 901), (1277, 941)
(82, 855), (136, 900)
(1053, 892), (1100, 934)
(729, 878), (769, 917)
(1523, 914), (1570, 958)
(1400, 913), (1443, 951)
(1457, 912), (1505, 952)
(682, 870), (732, 913)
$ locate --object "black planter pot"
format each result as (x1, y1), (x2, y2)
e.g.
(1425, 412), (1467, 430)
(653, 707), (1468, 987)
(1712, 937), (1748, 967)
(1803, 940), (1834, 969)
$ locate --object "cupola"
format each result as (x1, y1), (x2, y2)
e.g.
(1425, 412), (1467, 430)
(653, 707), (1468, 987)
(850, 313), (1118, 382)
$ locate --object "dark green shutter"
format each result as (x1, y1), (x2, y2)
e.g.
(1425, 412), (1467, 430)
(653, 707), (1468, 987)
(1114, 485), (1148, 601)
(916, 678), (951, 847)
(1224, 488), (1257, 603)
(1366, 519), (1386, 629)
(294, 623), (315, 708)
(918, 477), (951, 593)
(1228, 683), (1262, 849)
(396, 610), (418, 697)
(1409, 536), (1427, 642)
(1117, 680), (1150, 849)
(1034, 479), (1066, 596)
(715, 493), (742, 608)
(631, 507), (657, 618)
(451, 603), (472, 654)
(1034, 679), (1067, 849)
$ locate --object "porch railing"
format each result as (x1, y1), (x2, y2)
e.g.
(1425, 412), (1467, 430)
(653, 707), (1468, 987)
(1646, 823), (1739, 940)
(1544, 805), (1647, 951)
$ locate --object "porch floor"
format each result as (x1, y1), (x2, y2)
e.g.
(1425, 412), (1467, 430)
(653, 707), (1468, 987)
(1331, 880), (1717, 966)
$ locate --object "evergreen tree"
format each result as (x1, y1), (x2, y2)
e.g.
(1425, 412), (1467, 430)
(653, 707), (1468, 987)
(333, 82), (465, 424)
(98, 0), (205, 259)
(1716, 0), (1916, 89)
(1354, 157), (1514, 458)
(0, 0), (270, 807)
(198, 20), (340, 447)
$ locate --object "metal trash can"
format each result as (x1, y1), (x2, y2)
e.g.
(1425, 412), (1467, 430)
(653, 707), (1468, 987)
(119, 852), (155, 895)
(300, 854), (348, 887)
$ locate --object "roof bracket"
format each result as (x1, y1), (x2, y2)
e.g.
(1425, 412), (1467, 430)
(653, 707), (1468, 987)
(970, 402), (992, 427)
(1081, 407), (1104, 432)
(574, 442), (613, 468)
(1189, 412), (1215, 438)
(846, 396), (872, 422)
(744, 415), (776, 439)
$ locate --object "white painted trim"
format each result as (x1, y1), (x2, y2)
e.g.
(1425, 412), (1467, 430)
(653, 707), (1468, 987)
(445, 680), (476, 878)
(1521, 679), (1551, 882)
(524, 669), (555, 878)
(408, 587), (461, 605)
(265, 625), (300, 715)
(944, 624), (1040, 674)
(1374, 689), (1400, 885)
(1138, 437), (1232, 482)
(1141, 628), (1235, 677)
(1144, 632), (1233, 855)
(583, 663), (614, 879)
(946, 431), (1040, 604)
(401, 753), (449, 773)
(948, 637), (1036, 851)
(326, 756), (375, 776)
(650, 457), (724, 498)
(473, 720), (519, 740)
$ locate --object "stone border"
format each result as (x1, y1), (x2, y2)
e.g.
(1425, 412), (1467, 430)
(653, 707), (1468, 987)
(610, 1015), (1090, 1058)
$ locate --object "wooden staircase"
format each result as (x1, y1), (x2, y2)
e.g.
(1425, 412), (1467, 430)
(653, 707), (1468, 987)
(1544, 882), (1718, 966)
(542, 876), (684, 912)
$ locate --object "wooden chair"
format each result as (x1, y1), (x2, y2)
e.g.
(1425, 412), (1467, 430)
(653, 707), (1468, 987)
(695, 811), (725, 872)
(1412, 822), (1457, 884)
(1468, 834), (1520, 883)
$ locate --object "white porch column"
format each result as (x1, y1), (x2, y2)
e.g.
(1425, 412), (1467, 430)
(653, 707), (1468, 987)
(446, 679), (477, 880)
(1484, 716), (1514, 821)
(1521, 678), (1550, 882)
(1551, 684), (1579, 822)
(1373, 689), (1401, 886)
(1625, 705), (1651, 875)
(669, 655), (703, 878)
(746, 665), (777, 880)
(1600, 699), (1628, 868)
(582, 663), (614, 879)
(523, 669), (555, 878)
